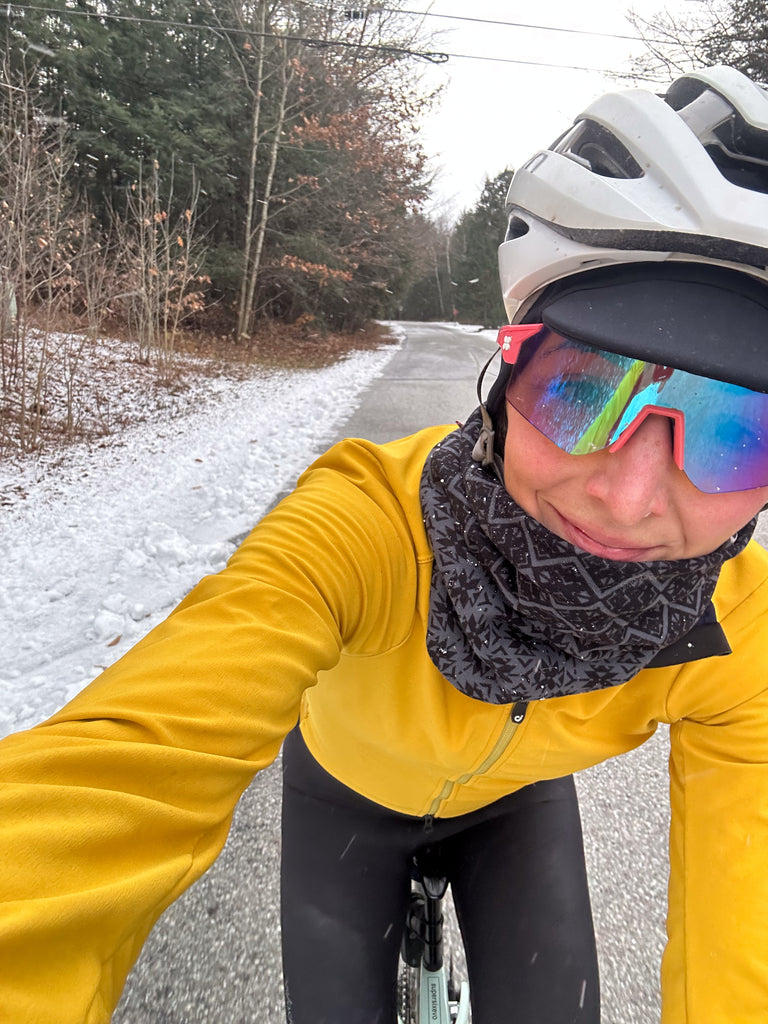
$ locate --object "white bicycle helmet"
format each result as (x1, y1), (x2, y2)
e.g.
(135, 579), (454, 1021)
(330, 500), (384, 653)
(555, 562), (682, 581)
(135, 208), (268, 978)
(497, 65), (768, 392)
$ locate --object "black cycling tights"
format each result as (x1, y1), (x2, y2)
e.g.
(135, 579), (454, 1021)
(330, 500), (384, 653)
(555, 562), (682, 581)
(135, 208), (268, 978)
(280, 728), (600, 1024)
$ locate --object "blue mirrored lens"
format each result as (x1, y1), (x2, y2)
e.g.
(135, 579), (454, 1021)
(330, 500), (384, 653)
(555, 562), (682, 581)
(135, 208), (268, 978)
(505, 331), (768, 493)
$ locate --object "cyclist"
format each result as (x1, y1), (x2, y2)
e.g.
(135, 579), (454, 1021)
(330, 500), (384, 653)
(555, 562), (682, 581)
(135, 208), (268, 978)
(2, 64), (768, 1024)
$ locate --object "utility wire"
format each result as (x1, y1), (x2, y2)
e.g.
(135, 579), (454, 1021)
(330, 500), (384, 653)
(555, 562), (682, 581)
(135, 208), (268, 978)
(343, 4), (660, 45)
(297, 0), (679, 46)
(3, 3), (443, 63)
(434, 51), (644, 75)
(3, 2), (661, 74)
(5, 1), (670, 49)
(4, 5), (450, 63)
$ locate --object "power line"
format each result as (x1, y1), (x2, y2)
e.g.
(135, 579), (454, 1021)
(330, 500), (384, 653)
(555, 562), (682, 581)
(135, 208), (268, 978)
(4, 4), (449, 63)
(4, 1), (664, 45)
(435, 51), (647, 75)
(3, 3), (445, 63)
(301, 1), (677, 46)
(3, 2), (659, 76)
(369, 6), (660, 45)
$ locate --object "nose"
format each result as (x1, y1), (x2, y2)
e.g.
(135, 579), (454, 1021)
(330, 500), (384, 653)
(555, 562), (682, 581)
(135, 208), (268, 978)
(584, 413), (678, 523)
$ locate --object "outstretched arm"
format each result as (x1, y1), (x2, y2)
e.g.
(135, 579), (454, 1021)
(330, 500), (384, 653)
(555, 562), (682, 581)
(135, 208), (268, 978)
(0, 441), (416, 1023)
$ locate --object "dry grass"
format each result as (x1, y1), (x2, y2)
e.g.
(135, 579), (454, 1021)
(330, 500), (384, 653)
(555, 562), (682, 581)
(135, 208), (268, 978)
(0, 319), (398, 463)
(177, 319), (396, 370)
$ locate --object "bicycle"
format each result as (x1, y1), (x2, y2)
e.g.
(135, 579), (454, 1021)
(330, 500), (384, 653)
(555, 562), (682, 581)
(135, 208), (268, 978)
(397, 853), (471, 1024)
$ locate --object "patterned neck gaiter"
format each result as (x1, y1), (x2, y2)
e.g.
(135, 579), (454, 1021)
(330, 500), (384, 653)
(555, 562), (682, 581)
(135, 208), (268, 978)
(419, 409), (755, 704)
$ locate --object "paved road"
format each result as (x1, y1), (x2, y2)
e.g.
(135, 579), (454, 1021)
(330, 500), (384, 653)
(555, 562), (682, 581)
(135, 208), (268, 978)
(114, 322), (766, 1023)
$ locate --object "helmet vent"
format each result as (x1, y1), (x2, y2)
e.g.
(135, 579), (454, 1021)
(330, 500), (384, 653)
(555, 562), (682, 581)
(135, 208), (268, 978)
(505, 216), (529, 242)
(552, 119), (644, 180)
(668, 76), (768, 192)
(706, 143), (768, 193)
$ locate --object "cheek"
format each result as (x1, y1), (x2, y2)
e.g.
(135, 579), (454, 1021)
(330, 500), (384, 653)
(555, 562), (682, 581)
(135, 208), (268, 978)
(690, 487), (768, 549)
(502, 407), (572, 510)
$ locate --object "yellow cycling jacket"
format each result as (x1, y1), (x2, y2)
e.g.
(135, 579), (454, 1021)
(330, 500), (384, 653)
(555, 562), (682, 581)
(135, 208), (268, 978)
(1, 424), (768, 1022)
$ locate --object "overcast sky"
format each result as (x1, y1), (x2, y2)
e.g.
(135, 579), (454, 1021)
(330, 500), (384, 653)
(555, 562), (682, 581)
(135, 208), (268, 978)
(415, 0), (706, 219)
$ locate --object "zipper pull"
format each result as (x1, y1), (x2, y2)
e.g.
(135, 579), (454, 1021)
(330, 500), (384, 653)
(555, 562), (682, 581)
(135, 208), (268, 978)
(423, 814), (435, 834)
(511, 700), (527, 724)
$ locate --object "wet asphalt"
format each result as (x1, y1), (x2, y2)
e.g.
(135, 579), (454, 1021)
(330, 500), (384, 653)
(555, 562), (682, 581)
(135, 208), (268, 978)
(113, 322), (768, 1023)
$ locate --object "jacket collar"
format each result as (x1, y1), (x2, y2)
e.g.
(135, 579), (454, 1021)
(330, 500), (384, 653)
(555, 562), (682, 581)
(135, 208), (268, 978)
(646, 601), (730, 667)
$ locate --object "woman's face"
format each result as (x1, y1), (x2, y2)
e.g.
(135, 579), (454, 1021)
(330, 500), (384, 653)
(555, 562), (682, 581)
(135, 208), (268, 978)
(503, 402), (768, 561)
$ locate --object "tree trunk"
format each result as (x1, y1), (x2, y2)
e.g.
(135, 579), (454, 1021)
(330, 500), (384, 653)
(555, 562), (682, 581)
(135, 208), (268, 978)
(235, 0), (268, 340)
(241, 45), (292, 336)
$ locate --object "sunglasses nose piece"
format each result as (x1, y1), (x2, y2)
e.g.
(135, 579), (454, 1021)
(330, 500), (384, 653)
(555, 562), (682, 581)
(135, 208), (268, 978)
(607, 406), (686, 472)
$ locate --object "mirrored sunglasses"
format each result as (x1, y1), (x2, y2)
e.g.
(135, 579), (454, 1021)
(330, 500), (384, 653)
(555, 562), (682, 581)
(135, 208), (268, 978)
(497, 323), (768, 494)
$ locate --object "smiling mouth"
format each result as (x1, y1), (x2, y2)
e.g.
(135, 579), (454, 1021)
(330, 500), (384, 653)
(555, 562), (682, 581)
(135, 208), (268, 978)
(552, 508), (660, 561)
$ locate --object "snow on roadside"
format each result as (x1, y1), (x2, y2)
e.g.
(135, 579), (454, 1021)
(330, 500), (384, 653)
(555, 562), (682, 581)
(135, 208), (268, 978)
(0, 336), (401, 738)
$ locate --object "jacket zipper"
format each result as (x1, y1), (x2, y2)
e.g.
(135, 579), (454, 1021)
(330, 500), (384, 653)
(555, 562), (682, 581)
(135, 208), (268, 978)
(424, 701), (528, 821)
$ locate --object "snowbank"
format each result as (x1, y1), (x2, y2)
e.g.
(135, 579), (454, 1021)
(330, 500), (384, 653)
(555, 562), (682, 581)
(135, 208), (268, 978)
(0, 341), (398, 738)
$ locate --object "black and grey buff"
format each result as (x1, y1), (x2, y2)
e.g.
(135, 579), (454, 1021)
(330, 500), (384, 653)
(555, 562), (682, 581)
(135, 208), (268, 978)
(419, 408), (756, 704)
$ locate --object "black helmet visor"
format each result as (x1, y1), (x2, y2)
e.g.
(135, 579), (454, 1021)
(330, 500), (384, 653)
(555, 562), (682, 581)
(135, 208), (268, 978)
(540, 262), (768, 394)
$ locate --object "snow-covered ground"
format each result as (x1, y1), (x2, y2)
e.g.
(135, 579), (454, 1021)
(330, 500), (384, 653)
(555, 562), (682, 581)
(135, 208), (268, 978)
(0, 333), (401, 739)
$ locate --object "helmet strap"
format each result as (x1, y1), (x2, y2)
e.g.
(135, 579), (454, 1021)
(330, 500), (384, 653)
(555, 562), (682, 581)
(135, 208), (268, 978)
(472, 349), (506, 483)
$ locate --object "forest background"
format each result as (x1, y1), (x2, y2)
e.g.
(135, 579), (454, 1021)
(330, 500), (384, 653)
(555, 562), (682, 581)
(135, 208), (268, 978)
(1, 0), (765, 458)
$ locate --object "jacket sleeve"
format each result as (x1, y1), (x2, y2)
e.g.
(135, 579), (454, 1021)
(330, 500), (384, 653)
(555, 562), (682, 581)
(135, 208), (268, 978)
(662, 625), (768, 1021)
(0, 452), (415, 1023)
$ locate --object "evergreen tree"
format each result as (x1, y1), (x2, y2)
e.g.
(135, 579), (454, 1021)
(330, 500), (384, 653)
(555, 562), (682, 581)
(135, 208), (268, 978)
(449, 169), (512, 327)
(1, 1), (229, 215)
(0, 0), (435, 334)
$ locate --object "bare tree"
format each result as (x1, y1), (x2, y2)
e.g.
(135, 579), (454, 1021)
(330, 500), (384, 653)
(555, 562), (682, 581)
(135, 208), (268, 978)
(624, 1), (734, 81)
(73, 209), (116, 342)
(0, 55), (77, 453)
(112, 161), (206, 381)
(206, 0), (436, 340)
(204, 0), (307, 341)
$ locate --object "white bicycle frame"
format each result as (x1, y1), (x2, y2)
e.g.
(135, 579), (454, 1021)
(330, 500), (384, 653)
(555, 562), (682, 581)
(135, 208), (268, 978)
(415, 964), (470, 1024)
(398, 870), (471, 1024)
